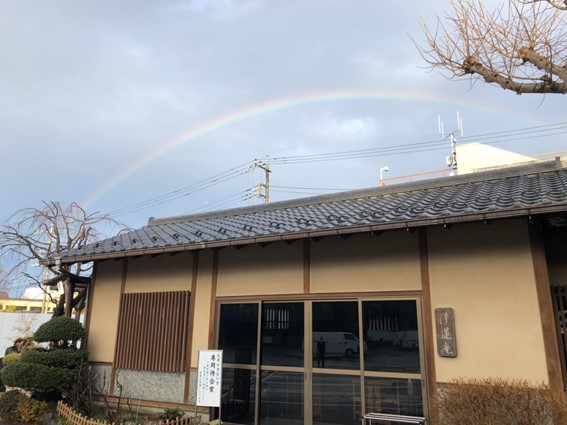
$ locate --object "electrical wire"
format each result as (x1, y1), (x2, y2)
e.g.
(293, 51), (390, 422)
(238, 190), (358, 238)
(106, 121), (567, 219)
(108, 161), (254, 217)
(270, 122), (567, 164)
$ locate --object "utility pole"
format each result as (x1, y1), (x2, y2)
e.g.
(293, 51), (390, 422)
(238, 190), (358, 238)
(253, 159), (271, 203)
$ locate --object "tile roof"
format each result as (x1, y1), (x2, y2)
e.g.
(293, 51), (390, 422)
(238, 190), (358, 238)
(50, 158), (567, 265)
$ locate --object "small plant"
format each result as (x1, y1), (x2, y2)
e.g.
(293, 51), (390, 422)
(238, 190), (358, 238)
(0, 390), (28, 421)
(16, 397), (49, 423)
(3, 352), (21, 366)
(160, 408), (185, 421)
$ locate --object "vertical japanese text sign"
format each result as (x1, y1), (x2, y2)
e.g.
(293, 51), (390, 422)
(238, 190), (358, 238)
(435, 307), (457, 357)
(196, 350), (223, 407)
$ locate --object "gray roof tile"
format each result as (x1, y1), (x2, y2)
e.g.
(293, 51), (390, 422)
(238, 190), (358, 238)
(52, 159), (567, 264)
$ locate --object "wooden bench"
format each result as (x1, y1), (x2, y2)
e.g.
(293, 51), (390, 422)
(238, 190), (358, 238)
(362, 412), (427, 424)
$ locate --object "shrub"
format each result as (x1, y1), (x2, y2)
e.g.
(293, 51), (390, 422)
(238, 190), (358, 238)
(21, 348), (88, 369)
(16, 397), (49, 423)
(3, 352), (21, 366)
(0, 390), (28, 421)
(160, 408), (185, 420)
(34, 316), (85, 345)
(2, 361), (70, 393)
(435, 377), (567, 425)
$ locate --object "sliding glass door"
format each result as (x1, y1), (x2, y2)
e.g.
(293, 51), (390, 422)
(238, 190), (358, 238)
(216, 298), (425, 425)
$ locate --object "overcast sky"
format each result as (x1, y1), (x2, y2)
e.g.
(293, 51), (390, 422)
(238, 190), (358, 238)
(1, 0), (566, 230)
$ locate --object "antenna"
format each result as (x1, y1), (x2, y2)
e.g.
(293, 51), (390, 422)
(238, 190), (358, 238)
(438, 115), (445, 139)
(438, 112), (463, 174)
(457, 111), (464, 137)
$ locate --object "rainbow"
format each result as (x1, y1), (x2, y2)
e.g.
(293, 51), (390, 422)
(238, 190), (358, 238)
(82, 88), (535, 210)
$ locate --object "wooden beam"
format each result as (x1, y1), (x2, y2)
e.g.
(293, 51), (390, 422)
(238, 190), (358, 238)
(208, 250), (219, 349)
(418, 229), (439, 425)
(303, 239), (311, 294)
(82, 262), (97, 350)
(110, 258), (128, 396)
(529, 220), (564, 394)
(184, 252), (199, 403)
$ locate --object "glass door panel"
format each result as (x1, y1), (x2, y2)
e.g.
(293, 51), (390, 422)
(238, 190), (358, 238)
(259, 371), (304, 424)
(260, 302), (305, 424)
(312, 301), (361, 370)
(362, 300), (420, 374)
(364, 377), (423, 417)
(312, 374), (361, 425)
(311, 301), (361, 425)
(261, 303), (304, 367)
(221, 368), (256, 425)
(219, 303), (259, 365)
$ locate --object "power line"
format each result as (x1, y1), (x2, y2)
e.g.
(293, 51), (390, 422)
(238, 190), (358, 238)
(270, 122), (567, 164)
(108, 161), (254, 217)
(106, 121), (567, 219)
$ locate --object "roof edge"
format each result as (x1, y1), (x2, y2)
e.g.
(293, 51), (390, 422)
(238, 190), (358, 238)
(148, 158), (566, 227)
(45, 203), (567, 266)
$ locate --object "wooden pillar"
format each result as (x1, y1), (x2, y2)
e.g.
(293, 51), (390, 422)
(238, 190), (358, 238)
(418, 228), (439, 425)
(529, 220), (563, 394)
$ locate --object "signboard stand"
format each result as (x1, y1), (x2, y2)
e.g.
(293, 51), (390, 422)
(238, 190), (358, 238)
(195, 350), (223, 424)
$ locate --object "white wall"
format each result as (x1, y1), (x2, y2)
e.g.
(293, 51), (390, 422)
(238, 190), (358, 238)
(0, 313), (52, 356)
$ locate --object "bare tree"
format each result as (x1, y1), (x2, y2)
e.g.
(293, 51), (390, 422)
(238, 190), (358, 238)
(0, 201), (126, 317)
(523, 0), (567, 10)
(414, 0), (567, 94)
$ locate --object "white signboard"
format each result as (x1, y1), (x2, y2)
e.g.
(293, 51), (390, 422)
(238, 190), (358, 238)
(196, 350), (223, 407)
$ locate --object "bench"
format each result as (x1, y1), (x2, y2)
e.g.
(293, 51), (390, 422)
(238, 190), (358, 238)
(362, 412), (427, 424)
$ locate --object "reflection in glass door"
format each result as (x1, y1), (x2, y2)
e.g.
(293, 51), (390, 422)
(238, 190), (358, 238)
(217, 298), (425, 425)
(312, 301), (362, 425)
(260, 302), (305, 425)
(362, 300), (424, 417)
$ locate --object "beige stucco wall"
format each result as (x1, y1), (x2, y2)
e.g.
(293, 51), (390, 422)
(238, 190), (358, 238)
(428, 219), (548, 384)
(191, 251), (214, 368)
(310, 231), (421, 293)
(124, 253), (193, 293)
(216, 243), (304, 296)
(88, 260), (123, 362)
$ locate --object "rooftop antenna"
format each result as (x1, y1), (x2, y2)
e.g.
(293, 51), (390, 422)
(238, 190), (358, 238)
(439, 112), (463, 175)
(379, 166), (389, 187)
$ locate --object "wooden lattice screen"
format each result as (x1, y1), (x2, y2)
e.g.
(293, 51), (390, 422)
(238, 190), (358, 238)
(552, 286), (567, 389)
(114, 290), (190, 372)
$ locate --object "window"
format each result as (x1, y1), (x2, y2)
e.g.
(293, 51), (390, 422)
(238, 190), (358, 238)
(114, 290), (190, 372)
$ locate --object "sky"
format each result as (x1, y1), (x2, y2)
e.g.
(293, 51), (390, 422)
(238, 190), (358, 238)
(1, 0), (566, 232)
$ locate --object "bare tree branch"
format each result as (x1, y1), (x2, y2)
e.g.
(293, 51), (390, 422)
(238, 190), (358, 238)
(0, 201), (127, 317)
(413, 0), (567, 94)
(521, 0), (567, 11)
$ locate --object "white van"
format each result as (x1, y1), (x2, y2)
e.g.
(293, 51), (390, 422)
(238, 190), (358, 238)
(313, 332), (366, 358)
(394, 330), (419, 350)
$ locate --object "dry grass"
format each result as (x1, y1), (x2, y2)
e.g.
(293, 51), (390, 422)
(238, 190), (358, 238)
(434, 377), (567, 425)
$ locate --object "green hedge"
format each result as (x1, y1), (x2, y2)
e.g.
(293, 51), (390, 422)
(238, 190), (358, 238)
(21, 349), (88, 369)
(0, 390), (28, 421)
(2, 361), (70, 393)
(33, 316), (85, 343)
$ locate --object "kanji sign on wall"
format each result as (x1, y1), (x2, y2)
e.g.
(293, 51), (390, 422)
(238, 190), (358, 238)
(435, 307), (457, 358)
(196, 350), (223, 407)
